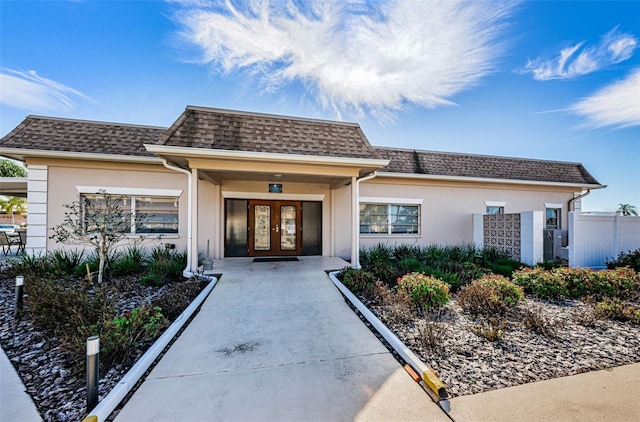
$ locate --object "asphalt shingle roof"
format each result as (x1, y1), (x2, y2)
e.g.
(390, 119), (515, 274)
(375, 147), (600, 185)
(158, 106), (382, 160)
(0, 116), (165, 157)
(0, 108), (601, 187)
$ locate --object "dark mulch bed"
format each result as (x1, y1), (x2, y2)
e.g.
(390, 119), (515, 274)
(0, 269), (205, 422)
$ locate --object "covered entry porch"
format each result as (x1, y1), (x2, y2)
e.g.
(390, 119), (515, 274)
(145, 144), (388, 272)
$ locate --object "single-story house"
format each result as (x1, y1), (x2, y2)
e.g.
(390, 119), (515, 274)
(0, 106), (603, 271)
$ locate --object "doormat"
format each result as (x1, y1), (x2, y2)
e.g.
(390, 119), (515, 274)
(253, 257), (299, 263)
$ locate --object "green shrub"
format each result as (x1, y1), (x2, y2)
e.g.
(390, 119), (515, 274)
(360, 243), (394, 269)
(421, 267), (463, 292)
(140, 247), (186, 286)
(607, 248), (640, 271)
(514, 266), (640, 300)
(112, 246), (147, 276)
(457, 275), (522, 316)
(97, 305), (168, 368)
(74, 250), (118, 281)
(26, 278), (114, 340)
(536, 260), (565, 271)
(393, 244), (421, 262)
(397, 257), (426, 274)
(512, 267), (569, 298)
(487, 257), (525, 277)
(397, 272), (450, 311)
(50, 248), (85, 276)
(480, 274), (524, 306)
(4, 253), (53, 279)
(151, 280), (203, 320)
(594, 298), (640, 324)
(340, 267), (376, 295)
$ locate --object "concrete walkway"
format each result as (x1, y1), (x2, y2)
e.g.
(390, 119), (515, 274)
(0, 346), (42, 422)
(449, 362), (640, 422)
(114, 257), (448, 421)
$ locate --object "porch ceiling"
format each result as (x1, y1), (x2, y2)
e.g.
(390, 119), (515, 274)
(197, 168), (352, 188)
(145, 144), (389, 188)
(0, 177), (27, 197)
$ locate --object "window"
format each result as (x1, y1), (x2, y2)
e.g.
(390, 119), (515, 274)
(486, 206), (504, 215)
(546, 208), (561, 229)
(81, 194), (179, 235)
(135, 197), (179, 234)
(360, 203), (420, 235)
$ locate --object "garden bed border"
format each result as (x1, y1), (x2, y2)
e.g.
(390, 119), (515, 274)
(83, 275), (219, 422)
(328, 271), (451, 411)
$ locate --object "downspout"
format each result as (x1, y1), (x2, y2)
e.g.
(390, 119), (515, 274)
(568, 189), (591, 212)
(353, 171), (378, 269)
(161, 159), (193, 277)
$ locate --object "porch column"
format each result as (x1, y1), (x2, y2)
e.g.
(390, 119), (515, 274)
(351, 176), (358, 267)
(191, 168), (199, 272)
(25, 165), (48, 255)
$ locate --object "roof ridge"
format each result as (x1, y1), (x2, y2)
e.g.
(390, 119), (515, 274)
(185, 105), (361, 128)
(21, 115), (168, 131)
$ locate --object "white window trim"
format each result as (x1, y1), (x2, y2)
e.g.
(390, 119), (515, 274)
(76, 186), (183, 197)
(359, 197), (423, 205)
(80, 191), (180, 236)
(544, 203), (564, 209)
(359, 201), (421, 236)
(485, 201), (506, 207)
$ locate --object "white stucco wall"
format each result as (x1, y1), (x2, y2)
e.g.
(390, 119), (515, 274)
(358, 178), (578, 250)
(44, 161), (189, 253)
(333, 184), (353, 260)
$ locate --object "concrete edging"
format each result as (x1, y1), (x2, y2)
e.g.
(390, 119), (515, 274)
(83, 275), (218, 422)
(328, 271), (450, 407)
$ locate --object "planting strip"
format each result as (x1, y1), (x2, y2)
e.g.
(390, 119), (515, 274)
(329, 271), (450, 409)
(82, 275), (218, 422)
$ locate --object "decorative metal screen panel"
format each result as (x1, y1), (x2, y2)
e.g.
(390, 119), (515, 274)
(483, 213), (521, 260)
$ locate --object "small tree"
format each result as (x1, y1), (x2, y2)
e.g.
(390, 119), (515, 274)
(50, 190), (143, 284)
(0, 159), (27, 177)
(617, 203), (638, 216)
(0, 196), (27, 224)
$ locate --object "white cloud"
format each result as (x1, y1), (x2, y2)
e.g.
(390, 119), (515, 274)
(171, 0), (517, 118)
(570, 68), (640, 129)
(0, 68), (92, 112)
(523, 27), (638, 81)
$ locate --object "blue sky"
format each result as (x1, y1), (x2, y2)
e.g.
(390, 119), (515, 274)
(1, 0), (638, 212)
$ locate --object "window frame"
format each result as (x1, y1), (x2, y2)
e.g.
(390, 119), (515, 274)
(77, 187), (182, 237)
(486, 206), (504, 215)
(545, 207), (561, 230)
(359, 200), (421, 236)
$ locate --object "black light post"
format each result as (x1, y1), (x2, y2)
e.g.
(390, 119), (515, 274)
(86, 335), (100, 411)
(14, 275), (24, 319)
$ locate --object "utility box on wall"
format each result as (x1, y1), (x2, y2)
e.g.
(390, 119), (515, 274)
(543, 229), (568, 262)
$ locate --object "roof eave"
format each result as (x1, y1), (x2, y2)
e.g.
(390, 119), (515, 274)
(0, 148), (162, 164)
(145, 144), (390, 168)
(375, 171), (606, 190)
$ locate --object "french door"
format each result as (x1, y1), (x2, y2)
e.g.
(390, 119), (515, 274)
(248, 200), (302, 256)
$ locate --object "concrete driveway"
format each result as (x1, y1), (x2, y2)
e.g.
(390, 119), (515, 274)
(114, 257), (448, 422)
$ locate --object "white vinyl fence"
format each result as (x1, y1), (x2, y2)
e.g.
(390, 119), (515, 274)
(568, 212), (640, 269)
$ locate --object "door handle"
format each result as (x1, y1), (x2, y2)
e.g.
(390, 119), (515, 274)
(275, 225), (280, 233)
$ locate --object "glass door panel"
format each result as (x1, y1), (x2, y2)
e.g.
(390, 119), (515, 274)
(254, 204), (271, 251)
(280, 205), (297, 251)
(225, 199), (248, 257)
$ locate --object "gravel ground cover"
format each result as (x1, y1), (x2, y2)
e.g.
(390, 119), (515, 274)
(362, 295), (640, 397)
(3, 252), (640, 420)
